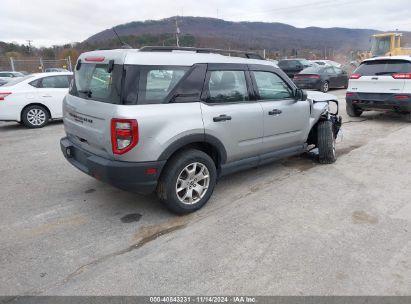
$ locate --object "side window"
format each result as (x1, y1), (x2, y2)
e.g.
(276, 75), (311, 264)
(41, 76), (70, 88)
(29, 79), (41, 88)
(333, 67), (342, 74)
(138, 67), (189, 104)
(252, 71), (293, 100)
(326, 67), (336, 74)
(206, 70), (249, 103)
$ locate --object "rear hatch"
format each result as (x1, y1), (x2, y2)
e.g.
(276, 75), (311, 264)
(349, 59), (410, 95)
(63, 50), (127, 159)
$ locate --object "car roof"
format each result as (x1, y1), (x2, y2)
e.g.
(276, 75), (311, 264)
(78, 49), (279, 68)
(363, 55), (411, 63)
(32, 72), (73, 77)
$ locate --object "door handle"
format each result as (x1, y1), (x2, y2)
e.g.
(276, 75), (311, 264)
(268, 109), (282, 115)
(213, 114), (232, 122)
(42, 95), (52, 97)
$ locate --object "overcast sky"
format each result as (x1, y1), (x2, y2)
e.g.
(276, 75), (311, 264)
(2, 0), (411, 47)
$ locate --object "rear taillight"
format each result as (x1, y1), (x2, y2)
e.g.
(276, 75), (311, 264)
(394, 95), (410, 99)
(346, 92), (354, 97)
(392, 73), (411, 79)
(0, 92), (12, 101)
(350, 73), (361, 79)
(111, 119), (138, 155)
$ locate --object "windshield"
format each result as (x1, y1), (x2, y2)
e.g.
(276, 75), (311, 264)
(371, 36), (391, 56)
(2, 75), (34, 87)
(356, 60), (411, 76)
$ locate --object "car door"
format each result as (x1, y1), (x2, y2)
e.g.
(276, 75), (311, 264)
(200, 64), (264, 164)
(325, 67), (339, 88)
(37, 75), (70, 118)
(333, 67), (346, 87)
(250, 68), (310, 154)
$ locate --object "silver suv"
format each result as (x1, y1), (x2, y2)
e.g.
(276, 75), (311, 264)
(60, 47), (342, 214)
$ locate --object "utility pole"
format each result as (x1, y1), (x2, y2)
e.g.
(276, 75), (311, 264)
(175, 17), (180, 47)
(26, 40), (33, 54)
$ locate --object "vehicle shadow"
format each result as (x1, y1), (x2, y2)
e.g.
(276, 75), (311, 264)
(0, 120), (63, 131)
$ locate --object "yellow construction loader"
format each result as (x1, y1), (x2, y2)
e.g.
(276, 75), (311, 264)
(356, 32), (411, 62)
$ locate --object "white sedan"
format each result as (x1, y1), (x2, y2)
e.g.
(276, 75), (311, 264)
(0, 72), (72, 128)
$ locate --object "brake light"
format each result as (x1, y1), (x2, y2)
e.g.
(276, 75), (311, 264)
(111, 119), (138, 155)
(84, 56), (105, 62)
(392, 73), (411, 79)
(394, 95), (410, 99)
(0, 92), (11, 101)
(350, 73), (361, 79)
(346, 92), (354, 97)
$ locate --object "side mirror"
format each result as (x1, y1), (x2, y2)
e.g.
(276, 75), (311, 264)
(296, 65), (302, 69)
(295, 88), (307, 101)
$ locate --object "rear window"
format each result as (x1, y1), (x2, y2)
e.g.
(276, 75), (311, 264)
(70, 63), (123, 104)
(70, 63), (189, 104)
(2, 75), (34, 87)
(300, 66), (322, 74)
(356, 60), (411, 76)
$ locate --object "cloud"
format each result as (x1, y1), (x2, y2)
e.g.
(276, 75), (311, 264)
(1, 0), (410, 47)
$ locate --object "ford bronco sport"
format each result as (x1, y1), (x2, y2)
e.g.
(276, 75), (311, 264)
(60, 47), (341, 214)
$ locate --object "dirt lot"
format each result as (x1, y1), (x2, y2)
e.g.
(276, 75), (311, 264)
(0, 89), (410, 295)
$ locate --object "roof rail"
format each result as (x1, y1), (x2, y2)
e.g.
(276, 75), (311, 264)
(139, 46), (264, 60)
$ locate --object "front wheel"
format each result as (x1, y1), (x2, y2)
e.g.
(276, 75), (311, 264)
(157, 149), (217, 214)
(22, 105), (49, 128)
(317, 120), (337, 164)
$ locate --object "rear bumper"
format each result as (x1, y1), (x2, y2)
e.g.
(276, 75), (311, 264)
(60, 137), (166, 194)
(346, 93), (411, 112)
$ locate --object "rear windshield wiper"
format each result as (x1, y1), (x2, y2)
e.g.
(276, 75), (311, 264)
(78, 89), (93, 98)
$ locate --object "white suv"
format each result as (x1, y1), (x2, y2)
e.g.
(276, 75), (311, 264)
(346, 56), (411, 120)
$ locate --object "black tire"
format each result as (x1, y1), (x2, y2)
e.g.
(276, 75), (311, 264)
(320, 81), (329, 93)
(22, 105), (49, 128)
(346, 102), (362, 117)
(157, 149), (217, 214)
(317, 120), (336, 164)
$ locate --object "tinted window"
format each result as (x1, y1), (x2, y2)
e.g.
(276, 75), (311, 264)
(279, 60), (298, 69)
(252, 71), (293, 100)
(70, 63), (122, 104)
(326, 67), (336, 74)
(333, 67), (343, 74)
(355, 60), (411, 76)
(140, 67), (188, 104)
(206, 70), (249, 103)
(300, 66), (322, 74)
(41, 75), (70, 88)
(0, 73), (12, 77)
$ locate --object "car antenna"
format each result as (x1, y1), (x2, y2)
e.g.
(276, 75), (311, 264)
(112, 27), (132, 49)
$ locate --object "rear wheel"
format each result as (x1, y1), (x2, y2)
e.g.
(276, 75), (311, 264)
(157, 149), (217, 214)
(317, 120), (336, 164)
(22, 105), (49, 128)
(346, 102), (363, 117)
(321, 81), (329, 93)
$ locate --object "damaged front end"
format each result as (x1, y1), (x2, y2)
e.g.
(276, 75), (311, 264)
(306, 91), (342, 146)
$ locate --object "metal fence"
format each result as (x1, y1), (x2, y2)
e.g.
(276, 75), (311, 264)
(0, 56), (72, 73)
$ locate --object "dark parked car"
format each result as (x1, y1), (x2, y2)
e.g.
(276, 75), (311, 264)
(278, 59), (314, 79)
(293, 66), (349, 92)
